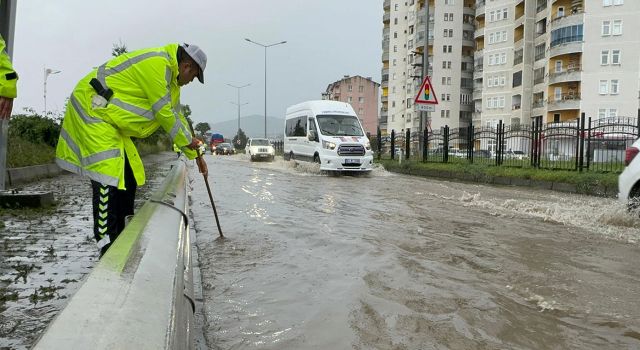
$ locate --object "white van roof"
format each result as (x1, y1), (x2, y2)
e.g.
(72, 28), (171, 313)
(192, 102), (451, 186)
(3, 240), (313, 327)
(285, 100), (356, 117)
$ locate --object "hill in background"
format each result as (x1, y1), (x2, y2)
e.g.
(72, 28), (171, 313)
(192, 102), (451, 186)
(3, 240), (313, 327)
(206, 114), (284, 139)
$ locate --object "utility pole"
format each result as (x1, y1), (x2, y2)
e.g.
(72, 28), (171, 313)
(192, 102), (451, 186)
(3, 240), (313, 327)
(418, 2), (431, 156)
(0, 0), (17, 191)
(226, 83), (250, 132)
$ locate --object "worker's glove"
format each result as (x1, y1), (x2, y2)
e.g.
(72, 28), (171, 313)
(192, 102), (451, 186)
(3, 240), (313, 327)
(196, 157), (208, 177)
(0, 97), (14, 120)
(187, 139), (200, 150)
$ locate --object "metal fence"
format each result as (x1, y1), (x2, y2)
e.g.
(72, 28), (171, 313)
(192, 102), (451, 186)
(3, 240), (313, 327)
(376, 114), (639, 173)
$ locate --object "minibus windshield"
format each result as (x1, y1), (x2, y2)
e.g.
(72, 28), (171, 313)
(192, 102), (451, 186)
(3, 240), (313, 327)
(316, 115), (364, 136)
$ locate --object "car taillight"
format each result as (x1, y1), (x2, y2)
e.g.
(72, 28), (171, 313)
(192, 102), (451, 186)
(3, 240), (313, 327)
(625, 147), (639, 166)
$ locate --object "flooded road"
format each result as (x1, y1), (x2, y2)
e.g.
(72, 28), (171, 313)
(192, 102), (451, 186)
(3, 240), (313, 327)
(192, 154), (640, 350)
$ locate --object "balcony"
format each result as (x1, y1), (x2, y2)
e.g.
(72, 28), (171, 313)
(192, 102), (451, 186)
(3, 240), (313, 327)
(383, 13), (390, 23)
(550, 11), (584, 31)
(474, 28), (484, 39)
(514, 38), (524, 50)
(548, 65), (581, 85)
(473, 89), (483, 100)
(463, 22), (475, 32)
(474, 49), (484, 61)
(550, 37), (583, 58)
(381, 95), (388, 103)
(382, 51), (389, 62)
(548, 93), (581, 111)
(384, 0), (390, 10)
(476, 0), (485, 15)
(473, 68), (483, 80)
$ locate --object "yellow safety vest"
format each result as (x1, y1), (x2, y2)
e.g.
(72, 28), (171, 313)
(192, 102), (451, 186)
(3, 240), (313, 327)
(56, 43), (196, 189)
(0, 35), (18, 99)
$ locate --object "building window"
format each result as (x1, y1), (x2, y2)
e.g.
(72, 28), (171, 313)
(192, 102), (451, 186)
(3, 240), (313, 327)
(443, 45), (447, 53)
(610, 79), (619, 94)
(442, 77), (446, 85)
(359, 85), (364, 92)
(348, 85), (353, 92)
(554, 87), (562, 101)
(503, 8), (508, 19)
(602, 21), (611, 36)
(598, 108), (607, 118)
(603, 0), (612, 5)
(612, 20), (622, 35)
(613, 0), (623, 4)
(393, 45), (397, 52)
(359, 97), (365, 103)
(609, 109), (618, 117)
(445, 0), (455, 4)
(611, 49), (621, 64)
(553, 114), (561, 123)
(447, 77), (452, 85)
(348, 96), (352, 103)
(489, 11), (495, 22)
(599, 80), (609, 94)
(534, 43), (545, 61)
(601, 50), (609, 65)
(448, 45), (452, 53)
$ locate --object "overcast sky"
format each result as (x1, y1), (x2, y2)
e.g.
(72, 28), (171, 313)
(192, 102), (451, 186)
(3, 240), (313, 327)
(10, 0), (383, 125)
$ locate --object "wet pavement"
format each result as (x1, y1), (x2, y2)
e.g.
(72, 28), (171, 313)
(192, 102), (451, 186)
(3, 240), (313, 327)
(191, 154), (640, 350)
(0, 152), (176, 350)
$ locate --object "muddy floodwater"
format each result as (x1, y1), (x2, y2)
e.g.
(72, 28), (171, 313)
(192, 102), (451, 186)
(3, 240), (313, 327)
(191, 154), (640, 350)
(0, 153), (175, 350)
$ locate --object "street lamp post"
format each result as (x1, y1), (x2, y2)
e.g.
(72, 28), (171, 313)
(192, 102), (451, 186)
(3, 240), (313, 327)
(244, 38), (287, 138)
(44, 67), (61, 115)
(226, 83), (251, 132)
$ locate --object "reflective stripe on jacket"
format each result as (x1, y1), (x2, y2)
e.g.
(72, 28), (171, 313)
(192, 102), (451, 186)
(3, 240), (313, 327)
(0, 35), (18, 99)
(56, 43), (196, 189)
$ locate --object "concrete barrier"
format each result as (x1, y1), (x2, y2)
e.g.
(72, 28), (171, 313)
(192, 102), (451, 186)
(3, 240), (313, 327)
(3, 162), (65, 188)
(33, 159), (196, 349)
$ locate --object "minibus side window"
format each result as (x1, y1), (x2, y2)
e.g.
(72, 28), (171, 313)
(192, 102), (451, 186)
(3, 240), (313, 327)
(308, 118), (319, 142)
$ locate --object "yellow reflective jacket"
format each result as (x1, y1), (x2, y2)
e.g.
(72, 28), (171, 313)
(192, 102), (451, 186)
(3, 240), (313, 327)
(0, 35), (18, 99)
(56, 43), (196, 189)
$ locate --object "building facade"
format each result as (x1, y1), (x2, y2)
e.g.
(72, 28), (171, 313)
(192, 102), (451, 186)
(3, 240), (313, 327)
(381, 0), (640, 139)
(323, 75), (380, 136)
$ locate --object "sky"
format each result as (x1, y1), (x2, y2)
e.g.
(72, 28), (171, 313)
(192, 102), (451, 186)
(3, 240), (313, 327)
(10, 0), (383, 126)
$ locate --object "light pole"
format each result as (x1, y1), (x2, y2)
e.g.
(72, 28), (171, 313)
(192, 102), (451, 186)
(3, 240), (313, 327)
(226, 83), (250, 132)
(244, 38), (287, 138)
(44, 67), (61, 115)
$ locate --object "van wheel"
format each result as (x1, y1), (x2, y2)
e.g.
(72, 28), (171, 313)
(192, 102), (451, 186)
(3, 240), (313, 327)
(289, 152), (294, 161)
(314, 154), (321, 164)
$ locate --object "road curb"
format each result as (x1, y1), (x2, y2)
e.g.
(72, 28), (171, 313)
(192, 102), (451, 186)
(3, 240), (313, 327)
(4, 163), (65, 188)
(383, 165), (615, 198)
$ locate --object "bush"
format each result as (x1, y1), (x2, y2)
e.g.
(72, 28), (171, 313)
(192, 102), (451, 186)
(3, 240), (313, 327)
(8, 113), (61, 147)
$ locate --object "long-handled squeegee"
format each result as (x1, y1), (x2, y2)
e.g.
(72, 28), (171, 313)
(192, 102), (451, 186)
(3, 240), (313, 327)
(189, 123), (224, 238)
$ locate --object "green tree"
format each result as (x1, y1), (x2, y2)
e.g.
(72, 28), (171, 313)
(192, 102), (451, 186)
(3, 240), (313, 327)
(182, 104), (193, 126)
(195, 122), (210, 138)
(232, 128), (248, 149)
(112, 40), (128, 57)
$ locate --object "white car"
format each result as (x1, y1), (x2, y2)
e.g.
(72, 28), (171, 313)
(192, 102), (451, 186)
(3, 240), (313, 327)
(246, 138), (275, 161)
(618, 138), (640, 209)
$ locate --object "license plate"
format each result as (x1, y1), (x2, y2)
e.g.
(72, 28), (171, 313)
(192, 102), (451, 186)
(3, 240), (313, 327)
(345, 159), (360, 164)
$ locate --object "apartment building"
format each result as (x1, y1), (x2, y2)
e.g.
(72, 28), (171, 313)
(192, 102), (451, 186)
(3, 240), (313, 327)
(475, 0), (639, 127)
(381, 0), (476, 136)
(381, 0), (640, 136)
(322, 75), (380, 136)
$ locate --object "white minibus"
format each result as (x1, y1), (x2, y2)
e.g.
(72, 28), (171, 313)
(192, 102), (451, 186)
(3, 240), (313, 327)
(283, 100), (373, 172)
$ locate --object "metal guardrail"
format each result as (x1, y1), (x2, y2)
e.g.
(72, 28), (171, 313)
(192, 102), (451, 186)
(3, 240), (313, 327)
(33, 159), (196, 350)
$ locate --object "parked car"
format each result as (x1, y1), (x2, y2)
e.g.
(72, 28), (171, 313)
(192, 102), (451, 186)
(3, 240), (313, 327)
(618, 138), (640, 209)
(473, 149), (492, 158)
(246, 138), (275, 161)
(215, 143), (235, 155)
(505, 150), (529, 160)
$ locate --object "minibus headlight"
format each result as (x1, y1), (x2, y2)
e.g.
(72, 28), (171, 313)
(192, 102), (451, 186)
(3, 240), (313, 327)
(365, 140), (371, 150)
(322, 140), (336, 150)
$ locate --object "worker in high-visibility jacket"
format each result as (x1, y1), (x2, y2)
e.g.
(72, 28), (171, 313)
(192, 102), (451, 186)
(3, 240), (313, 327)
(56, 43), (208, 256)
(0, 34), (18, 120)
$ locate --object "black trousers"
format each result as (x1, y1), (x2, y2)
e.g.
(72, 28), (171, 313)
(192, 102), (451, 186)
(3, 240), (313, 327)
(91, 155), (137, 256)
